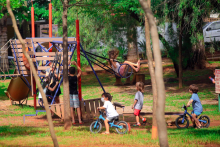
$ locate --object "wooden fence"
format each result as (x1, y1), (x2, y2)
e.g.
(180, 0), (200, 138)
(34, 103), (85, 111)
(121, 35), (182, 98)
(49, 98), (103, 121)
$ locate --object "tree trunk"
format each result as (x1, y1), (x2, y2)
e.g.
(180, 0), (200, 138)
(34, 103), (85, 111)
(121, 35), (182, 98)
(191, 40), (206, 69)
(178, 33), (182, 88)
(127, 26), (138, 63)
(6, 1), (59, 147)
(178, 13), (185, 89)
(0, 15), (9, 72)
(145, 14), (158, 139)
(139, 0), (168, 146)
(63, 0), (72, 130)
(22, 19), (30, 38)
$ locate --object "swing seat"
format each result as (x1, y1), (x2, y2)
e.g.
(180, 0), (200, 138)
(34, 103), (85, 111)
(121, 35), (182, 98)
(118, 64), (133, 78)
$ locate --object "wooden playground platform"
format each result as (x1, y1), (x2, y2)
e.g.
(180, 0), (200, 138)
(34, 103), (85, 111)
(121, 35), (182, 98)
(49, 98), (104, 121)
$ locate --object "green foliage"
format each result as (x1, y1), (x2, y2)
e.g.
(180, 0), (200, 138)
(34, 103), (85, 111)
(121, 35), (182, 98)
(52, 0), (143, 66)
(0, 0), (49, 24)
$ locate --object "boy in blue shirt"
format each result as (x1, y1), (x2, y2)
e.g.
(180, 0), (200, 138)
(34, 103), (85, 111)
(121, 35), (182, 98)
(187, 84), (203, 128)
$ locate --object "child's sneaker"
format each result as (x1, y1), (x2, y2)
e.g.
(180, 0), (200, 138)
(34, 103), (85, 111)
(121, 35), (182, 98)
(133, 123), (141, 127)
(142, 118), (147, 123)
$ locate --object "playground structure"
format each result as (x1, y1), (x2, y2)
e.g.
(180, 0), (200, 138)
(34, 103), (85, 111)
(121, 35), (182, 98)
(0, 0), (135, 121)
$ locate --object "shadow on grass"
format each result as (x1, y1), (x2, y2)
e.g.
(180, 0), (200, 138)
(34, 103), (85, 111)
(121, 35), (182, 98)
(0, 125), (47, 138)
(168, 127), (220, 137)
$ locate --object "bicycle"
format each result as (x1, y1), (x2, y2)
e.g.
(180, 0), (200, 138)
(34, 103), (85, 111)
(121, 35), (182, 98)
(90, 110), (129, 134)
(175, 105), (210, 129)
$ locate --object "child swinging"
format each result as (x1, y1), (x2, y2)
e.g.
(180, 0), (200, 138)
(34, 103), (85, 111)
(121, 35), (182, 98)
(107, 49), (141, 77)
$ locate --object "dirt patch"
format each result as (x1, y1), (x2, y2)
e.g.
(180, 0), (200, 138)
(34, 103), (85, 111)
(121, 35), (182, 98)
(201, 99), (218, 105)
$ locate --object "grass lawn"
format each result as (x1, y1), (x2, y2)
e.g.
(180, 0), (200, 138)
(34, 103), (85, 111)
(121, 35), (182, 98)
(0, 63), (220, 146)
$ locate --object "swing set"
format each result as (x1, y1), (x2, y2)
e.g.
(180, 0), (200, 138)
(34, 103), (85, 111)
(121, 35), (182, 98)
(1, 0), (134, 120)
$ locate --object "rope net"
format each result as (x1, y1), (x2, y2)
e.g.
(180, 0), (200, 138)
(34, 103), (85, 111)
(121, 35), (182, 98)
(0, 39), (16, 80)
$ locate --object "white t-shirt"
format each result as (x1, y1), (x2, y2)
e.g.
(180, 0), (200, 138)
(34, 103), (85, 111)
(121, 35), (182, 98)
(111, 62), (120, 73)
(38, 88), (47, 99)
(103, 101), (119, 117)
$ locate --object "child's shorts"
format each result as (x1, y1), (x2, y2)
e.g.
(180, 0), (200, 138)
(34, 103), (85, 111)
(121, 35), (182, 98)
(70, 94), (80, 108)
(191, 111), (201, 116)
(134, 109), (141, 116)
(107, 116), (119, 122)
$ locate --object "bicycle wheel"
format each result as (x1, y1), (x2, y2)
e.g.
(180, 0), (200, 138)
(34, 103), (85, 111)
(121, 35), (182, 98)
(115, 121), (128, 134)
(199, 115), (210, 128)
(90, 121), (102, 133)
(175, 116), (189, 129)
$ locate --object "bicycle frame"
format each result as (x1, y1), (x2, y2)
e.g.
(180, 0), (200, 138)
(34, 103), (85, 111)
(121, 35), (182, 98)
(93, 112), (123, 129)
(181, 107), (207, 124)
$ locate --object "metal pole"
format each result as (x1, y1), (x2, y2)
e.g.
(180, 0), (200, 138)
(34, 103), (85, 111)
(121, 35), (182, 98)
(76, 19), (82, 101)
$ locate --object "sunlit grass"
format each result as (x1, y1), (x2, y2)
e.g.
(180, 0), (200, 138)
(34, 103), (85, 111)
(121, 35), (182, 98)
(0, 125), (219, 146)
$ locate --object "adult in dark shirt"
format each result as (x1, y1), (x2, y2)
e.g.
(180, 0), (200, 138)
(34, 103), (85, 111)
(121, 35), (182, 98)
(69, 61), (82, 124)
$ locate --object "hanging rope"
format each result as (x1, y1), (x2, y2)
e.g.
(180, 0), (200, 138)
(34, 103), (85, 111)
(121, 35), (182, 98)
(0, 38), (14, 80)
(80, 51), (133, 78)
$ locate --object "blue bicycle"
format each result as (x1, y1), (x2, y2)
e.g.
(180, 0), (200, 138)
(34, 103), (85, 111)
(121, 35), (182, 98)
(175, 105), (210, 129)
(90, 110), (129, 134)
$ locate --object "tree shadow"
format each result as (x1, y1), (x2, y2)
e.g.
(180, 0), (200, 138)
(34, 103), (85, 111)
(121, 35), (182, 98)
(167, 127), (220, 137)
(0, 125), (47, 138)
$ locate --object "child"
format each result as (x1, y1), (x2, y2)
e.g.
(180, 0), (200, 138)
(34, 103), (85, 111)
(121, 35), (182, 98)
(107, 49), (141, 75)
(46, 64), (61, 104)
(187, 84), (203, 128)
(38, 77), (49, 103)
(132, 82), (146, 126)
(69, 61), (82, 124)
(98, 93), (119, 134)
(209, 69), (215, 83)
(38, 76), (59, 104)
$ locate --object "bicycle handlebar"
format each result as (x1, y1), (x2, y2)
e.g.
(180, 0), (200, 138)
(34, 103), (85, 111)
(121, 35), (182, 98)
(181, 105), (187, 110)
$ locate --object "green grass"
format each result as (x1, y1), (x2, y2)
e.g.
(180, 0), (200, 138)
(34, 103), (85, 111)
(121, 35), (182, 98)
(0, 65), (220, 146)
(208, 61), (220, 64)
(0, 105), (45, 117)
(0, 125), (219, 146)
(0, 82), (10, 100)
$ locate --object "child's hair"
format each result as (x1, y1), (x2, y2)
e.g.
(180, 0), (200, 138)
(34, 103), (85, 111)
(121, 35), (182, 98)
(69, 67), (76, 74)
(108, 48), (119, 60)
(102, 92), (112, 101)
(136, 82), (144, 92)
(189, 84), (199, 93)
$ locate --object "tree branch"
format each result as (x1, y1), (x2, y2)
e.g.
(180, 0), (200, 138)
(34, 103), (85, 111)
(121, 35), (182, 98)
(7, 0), (59, 147)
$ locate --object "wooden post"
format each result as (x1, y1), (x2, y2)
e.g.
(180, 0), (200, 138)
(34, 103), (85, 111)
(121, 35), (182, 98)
(215, 69), (220, 112)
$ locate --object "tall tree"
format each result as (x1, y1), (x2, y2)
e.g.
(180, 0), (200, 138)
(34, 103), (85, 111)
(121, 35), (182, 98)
(144, 0), (158, 138)
(59, 0), (89, 130)
(6, 0), (59, 146)
(139, 0), (168, 146)
(153, 0), (219, 87)
(62, 0), (71, 130)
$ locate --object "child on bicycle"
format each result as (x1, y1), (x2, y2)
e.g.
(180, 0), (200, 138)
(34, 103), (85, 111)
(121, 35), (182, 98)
(97, 93), (119, 134)
(107, 49), (141, 75)
(68, 61), (82, 125)
(187, 84), (203, 128)
(132, 82), (146, 126)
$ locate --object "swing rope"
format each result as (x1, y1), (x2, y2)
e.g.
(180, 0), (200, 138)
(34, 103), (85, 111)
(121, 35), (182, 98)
(80, 51), (133, 78)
